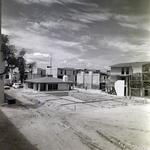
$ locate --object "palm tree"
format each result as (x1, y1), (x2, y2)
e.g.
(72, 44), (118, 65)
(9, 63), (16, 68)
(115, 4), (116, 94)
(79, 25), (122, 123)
(27, 62), (36, 79)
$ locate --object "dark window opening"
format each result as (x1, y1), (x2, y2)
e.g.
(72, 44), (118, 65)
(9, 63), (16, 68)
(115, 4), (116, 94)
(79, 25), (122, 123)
(5, 74), (9, 79)
(41, 83), (46, 91)
(64, 70), (66, 75)
(145, 90), (149, 96)
(60, 70), (63, 74)
(124, 87), (126, 96)
(53, 84), (58, 90)
(57, 75), (63, 79)
(48, 84), (53, 90)
(121, 68), (124, 74)
(48, 84), (58, 90)
(126, 67), (129, 74)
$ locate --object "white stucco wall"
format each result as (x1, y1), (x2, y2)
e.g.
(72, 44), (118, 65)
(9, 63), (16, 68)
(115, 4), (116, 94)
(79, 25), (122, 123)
(77, 72), (84, 84)
(132, 66), (142, 73)
(111, 67), (132, 75)
(77, 74), (82, 84)
(58, 83), (69, 91)
(50, 67), (58, 78)
(84, 74), (89, 84)
(111, 67), (121, 75)
(93, 74), (100, 85)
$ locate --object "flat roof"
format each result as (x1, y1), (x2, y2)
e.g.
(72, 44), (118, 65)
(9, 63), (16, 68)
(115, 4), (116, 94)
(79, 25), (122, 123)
(110, 62), (150, 67)
(25, 77), (72, 83)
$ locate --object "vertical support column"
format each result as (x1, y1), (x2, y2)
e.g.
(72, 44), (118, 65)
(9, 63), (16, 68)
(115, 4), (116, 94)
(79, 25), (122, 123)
(89, 71), (93, 89)
(33, 83), (36, 90)
(129, 75), (131, 97)
(9, 68), (13, 84)
(38, 83), (41, 91)
(81, 71), (85, 88)
(25, 82), (28, 89)
(46, 84), (48, 91)
(126, 77), (128, 96)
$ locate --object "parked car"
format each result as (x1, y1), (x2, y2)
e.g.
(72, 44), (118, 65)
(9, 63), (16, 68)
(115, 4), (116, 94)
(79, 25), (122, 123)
(4, 86), (10, 90)
(12, 83), (23, 89)
(5, 83), (13, 87)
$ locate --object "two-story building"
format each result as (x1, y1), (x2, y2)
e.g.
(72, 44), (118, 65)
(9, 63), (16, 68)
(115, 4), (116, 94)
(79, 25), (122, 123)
(109, 62), (150, 97)
(77, 70), (108, 90)
(50, 67), (83, 85)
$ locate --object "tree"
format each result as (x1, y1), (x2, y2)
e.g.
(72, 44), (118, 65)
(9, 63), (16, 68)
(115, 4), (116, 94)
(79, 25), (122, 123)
(27, 61), (36, 79)
(17, 48), (26, 83)
(0, 34), (17, 76)
(0, 0), (4, 104)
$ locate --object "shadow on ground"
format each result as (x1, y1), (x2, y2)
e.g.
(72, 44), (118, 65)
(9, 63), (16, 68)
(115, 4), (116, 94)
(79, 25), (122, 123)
(0, 109), (38, 150)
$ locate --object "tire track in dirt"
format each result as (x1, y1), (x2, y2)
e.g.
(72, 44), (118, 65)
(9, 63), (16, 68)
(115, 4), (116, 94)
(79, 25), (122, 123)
(60, 117), (133, 150)
(96, 131), (132, 150)
(59, 119), (105, 150)
(78, 121), (133, 150)
(75, 131), (104, 150)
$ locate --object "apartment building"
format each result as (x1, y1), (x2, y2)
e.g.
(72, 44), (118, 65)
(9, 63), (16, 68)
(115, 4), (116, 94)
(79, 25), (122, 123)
(50, 67), (82, 84)
(77, 70), (108, 90)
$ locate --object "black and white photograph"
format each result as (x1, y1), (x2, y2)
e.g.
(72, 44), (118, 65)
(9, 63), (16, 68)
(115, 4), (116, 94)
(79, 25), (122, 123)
(0, 0), (150, 149)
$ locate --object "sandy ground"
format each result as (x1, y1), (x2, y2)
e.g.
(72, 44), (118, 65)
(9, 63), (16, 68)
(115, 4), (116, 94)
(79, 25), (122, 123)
(1, 88), (150, 150)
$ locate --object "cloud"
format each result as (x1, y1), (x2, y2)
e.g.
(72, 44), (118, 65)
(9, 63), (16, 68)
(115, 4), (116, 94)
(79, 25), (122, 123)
(28, 20), (89, 32)
(13, 0), (98, 6)
(113, 14), (143, 23)
(118, 22), (138, 29)
(98, 36), (150, 61)
(25, 52), (50, 62)
(79, 35), (91, 43)
(113, 14), (150, 31)
(60, 58), (94, 69)
(13, 0), (61, 5)
(71, 12), (111, 23)
(99, 37), (138, 52)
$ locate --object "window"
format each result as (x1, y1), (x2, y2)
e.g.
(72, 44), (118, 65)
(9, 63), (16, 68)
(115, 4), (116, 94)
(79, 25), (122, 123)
(126, 67), (129, 74)
(121, 68), (124, 74)
(60, 69), (63, 75)
(48, 84), (53, 90)
(53, 84), (58, 90)
(64, 70), (66, 75)
(5, 74), (9, 79)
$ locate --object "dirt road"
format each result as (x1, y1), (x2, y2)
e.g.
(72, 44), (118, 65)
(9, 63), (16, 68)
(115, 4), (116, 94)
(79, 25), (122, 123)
(1, 88), (150, 150)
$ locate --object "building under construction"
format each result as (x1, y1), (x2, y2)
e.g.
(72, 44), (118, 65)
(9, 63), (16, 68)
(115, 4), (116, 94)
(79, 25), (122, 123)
(109, 62), (150, 97)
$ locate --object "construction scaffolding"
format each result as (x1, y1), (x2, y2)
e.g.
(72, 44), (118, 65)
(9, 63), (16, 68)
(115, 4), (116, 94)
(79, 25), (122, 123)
(130, 72), (150, 97)
(142, 72), (150, 96)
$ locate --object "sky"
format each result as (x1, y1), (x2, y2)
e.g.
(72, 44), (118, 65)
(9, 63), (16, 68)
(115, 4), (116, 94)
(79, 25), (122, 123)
(2, 0), (150, 71)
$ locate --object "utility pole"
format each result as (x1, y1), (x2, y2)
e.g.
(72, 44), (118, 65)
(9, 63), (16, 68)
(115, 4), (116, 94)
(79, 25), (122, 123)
(47, 53), (52, 76)
(50, 53), (52, 75)
(0, 0), (5, 104)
